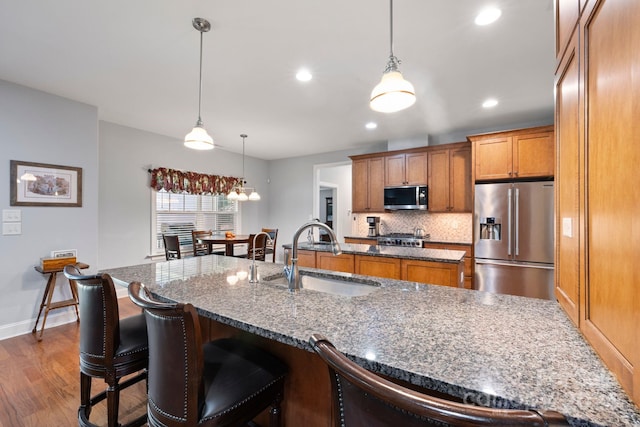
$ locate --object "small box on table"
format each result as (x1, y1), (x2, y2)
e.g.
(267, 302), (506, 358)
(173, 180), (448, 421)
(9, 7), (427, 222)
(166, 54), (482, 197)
(40, 257), (77, 272)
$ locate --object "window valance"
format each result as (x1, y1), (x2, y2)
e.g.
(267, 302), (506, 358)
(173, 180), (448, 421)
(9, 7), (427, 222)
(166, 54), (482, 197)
(149, 167), (240, 195)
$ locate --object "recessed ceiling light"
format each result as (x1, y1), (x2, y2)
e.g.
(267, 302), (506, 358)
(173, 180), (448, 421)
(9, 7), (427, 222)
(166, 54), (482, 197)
(482, 98), (499, 108)
(296, 69), (312, 82)
(365, 122), (378, 130)
(475, 7), (502, 26)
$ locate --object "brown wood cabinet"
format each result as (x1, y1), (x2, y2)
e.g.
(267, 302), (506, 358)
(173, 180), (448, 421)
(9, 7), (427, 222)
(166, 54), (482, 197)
(469, 126), (555, 181)
(423, 243), (473, 289)
(384, 151), (427, 186)
(555, 0), (640, 405)
(316, 252), (354, 273)
(400, 259), (464, 288)
(428, 142), (472, 212)
(296, 250), (317, 268)
(354, 255), (401, 279)
(350, 155), (385, 213)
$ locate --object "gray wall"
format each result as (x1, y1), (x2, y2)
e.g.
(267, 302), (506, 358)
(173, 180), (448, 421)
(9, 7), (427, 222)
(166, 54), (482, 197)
(0, 80), (99, 337)
(98, 122), (269, 269)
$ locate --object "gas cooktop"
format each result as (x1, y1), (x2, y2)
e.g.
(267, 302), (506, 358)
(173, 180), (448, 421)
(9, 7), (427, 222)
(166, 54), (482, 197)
(377, 233), (426, 247)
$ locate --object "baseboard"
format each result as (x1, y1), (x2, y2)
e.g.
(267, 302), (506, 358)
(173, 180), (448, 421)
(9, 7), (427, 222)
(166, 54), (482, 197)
(0, 308), (79, 341)
(0, 289), (130, 341)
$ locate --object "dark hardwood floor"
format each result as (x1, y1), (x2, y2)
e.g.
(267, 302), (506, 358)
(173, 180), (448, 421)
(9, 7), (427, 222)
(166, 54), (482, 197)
(0, 297), (147, 427)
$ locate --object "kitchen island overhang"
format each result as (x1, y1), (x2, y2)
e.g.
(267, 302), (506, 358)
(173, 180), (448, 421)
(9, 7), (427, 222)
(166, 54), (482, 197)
(102, 255), (640, 426)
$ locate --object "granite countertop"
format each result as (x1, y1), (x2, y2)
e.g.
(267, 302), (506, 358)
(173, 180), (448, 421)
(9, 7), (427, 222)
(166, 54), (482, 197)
(344, 235), (473, 246)
(283, 242), (465, 263)
(102, 255), (640, 426)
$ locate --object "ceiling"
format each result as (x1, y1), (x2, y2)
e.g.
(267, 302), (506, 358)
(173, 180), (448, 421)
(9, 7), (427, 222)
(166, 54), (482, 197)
(0, 0), (555, 160)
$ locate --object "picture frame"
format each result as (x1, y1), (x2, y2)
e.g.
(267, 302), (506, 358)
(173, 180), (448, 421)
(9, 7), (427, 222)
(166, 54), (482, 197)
(50, 249), (78, 258)
(10, 160), (82, 207)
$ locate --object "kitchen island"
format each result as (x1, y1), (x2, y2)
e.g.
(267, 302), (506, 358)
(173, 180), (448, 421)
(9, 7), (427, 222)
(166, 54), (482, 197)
(102, 255), (640, 426)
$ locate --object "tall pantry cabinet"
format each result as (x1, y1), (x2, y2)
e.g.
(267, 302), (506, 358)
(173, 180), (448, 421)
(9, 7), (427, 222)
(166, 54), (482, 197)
(555, 0), (639, 406)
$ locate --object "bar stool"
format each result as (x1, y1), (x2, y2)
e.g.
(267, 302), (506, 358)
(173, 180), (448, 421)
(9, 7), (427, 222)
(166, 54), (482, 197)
(128, 281), (288, 427)
(64, 265), (148, 427)
(310, 334), (569, 426)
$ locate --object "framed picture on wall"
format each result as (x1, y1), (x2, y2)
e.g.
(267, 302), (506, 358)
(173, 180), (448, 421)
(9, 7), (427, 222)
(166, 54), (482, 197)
(10, 160), (83, 207)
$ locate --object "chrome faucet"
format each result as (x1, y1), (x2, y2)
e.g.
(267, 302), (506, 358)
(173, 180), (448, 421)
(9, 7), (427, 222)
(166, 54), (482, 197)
(249, 232), (273, 283)
(284, 221), (342, 292)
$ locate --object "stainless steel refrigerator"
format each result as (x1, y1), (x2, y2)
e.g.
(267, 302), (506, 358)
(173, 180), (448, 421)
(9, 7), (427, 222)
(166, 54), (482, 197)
(473, 181), (554, 299)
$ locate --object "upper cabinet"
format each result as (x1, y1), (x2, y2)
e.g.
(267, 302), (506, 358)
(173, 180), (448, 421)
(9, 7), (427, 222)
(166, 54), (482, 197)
(384, 151), (428, 186)
(469, 126), (555, 181)
(350, 155), (385, 213)
(428, 142), (472, 212)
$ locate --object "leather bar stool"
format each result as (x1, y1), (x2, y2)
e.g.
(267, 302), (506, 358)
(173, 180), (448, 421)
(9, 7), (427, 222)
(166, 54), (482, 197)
(63, 265), (148, 427)
(310, 334), (569, 426)
(128, 281), (287, 427)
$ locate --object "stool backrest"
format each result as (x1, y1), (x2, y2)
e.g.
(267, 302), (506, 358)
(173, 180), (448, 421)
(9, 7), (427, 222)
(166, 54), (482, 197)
(63, 265), (121, 371)
(309, 334), (569, 427)
(128, 281), (203, 426)
(163, 234), (182, 260)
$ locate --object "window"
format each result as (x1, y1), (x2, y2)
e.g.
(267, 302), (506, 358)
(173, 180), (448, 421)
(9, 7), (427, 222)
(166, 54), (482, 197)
(151, 189), (239, 256)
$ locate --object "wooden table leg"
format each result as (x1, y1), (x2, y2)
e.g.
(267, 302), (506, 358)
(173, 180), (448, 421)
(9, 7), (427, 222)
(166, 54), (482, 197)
(226, 243), (234, 256)
(34, 272), (58, 341)
(32, 272), (56, 339)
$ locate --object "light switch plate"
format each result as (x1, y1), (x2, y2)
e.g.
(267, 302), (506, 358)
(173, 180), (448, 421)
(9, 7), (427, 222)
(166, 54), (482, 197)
(3, 223), (22, 235)
(2, 209), (21, 222)
(562, 218), (573, 238)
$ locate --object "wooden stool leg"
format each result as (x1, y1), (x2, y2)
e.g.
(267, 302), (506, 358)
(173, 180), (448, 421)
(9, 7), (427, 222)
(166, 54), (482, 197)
(106, 381), (120, 427)
(79, 372), (92, 420)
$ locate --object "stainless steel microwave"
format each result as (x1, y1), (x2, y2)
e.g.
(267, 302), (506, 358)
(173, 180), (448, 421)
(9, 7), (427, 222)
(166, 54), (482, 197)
(384, 185), (428, 210)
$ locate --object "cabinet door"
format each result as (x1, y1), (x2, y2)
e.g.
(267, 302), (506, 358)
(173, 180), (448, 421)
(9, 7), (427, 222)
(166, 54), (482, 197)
(352, 157), (384, 213)
(405, 152), (428, 185)
(427, 149), (450, 212)
(368, 157), (385, 212)
(474, 136), (513, 180)
(316, 252), (354, 273)
(450, 146), (472, 212)
(556, 0), (580, 59)
(554, 32), (580, 325)
(400, 259), (462, 288)
(352, 159), (369, 212)
(513, 131), (555, 178)
(384, 154), (406, 186)
(297, 250), (317, 268)
(354, 255), (400, 279)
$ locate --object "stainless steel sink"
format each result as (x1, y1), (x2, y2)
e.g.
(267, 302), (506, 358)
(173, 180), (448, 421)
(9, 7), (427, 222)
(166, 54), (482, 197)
(262, 271), (380, 297)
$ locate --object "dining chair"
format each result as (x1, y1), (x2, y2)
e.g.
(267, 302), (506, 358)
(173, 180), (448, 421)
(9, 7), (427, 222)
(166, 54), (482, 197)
(63, 265), (148, 427)
(309, 334), (569, 426)
(262, 227), (278, 262)
(128, 281), (288, 427)
(191, 229), (212, 257)
(246, 233), (268, 261)
(162, 234), (181, 260)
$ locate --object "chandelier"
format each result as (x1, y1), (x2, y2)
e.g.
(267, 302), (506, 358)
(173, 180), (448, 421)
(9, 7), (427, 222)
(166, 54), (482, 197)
(227, 134), (261, 201)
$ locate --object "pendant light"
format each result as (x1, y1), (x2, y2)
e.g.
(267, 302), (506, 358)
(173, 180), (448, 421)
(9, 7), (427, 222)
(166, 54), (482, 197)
(184, 18), (214, 150)
(370, 0), (416, 113)
(227, 134), (261, 202)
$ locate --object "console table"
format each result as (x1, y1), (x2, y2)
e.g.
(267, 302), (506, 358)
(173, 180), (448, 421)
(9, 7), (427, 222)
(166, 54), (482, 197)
(32, 262), (89, 341)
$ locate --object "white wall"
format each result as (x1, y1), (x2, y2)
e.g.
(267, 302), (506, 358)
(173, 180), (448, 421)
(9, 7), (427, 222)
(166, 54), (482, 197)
(0, 80), (99, 337)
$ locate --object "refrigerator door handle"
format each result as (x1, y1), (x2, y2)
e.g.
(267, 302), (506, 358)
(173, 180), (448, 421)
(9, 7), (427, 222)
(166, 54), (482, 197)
(515, 188), (519, 256)
(507, 188), (512, 256)
(475, 259), (555, 270)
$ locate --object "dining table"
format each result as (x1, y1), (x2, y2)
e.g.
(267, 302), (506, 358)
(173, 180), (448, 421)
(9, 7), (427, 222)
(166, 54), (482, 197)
(197, 234), (251, 256)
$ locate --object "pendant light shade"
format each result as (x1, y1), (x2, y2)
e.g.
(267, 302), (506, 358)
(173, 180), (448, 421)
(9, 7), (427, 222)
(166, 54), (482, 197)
(227, 134), (261, 202)
(184, 17), (214, 150)
(370, 0), (416, 113)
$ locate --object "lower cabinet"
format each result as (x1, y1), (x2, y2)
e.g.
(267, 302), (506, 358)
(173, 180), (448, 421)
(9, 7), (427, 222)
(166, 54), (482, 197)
(344, 237), (377, 245)
(423, 243), (473, 289)
(354, 255), (401, 279)
(316, 252), (354, 273)
(400, 259), (464, 288)
(296, 250), (317, 268)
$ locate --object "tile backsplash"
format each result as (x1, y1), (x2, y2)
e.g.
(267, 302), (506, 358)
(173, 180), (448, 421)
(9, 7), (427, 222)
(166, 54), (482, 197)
(352, 211), (472, 243)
